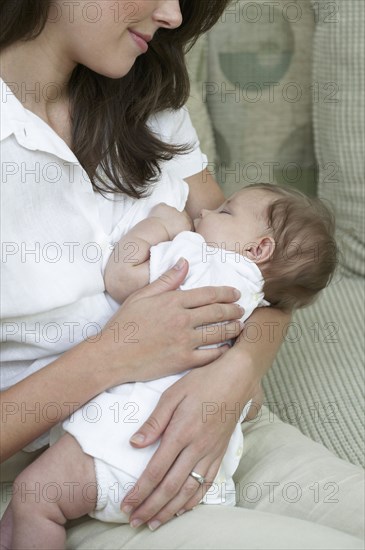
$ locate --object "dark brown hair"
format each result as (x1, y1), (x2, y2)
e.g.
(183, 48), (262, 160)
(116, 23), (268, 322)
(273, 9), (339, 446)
(0, 0), (231, 197)
(245, 184), (338, 311)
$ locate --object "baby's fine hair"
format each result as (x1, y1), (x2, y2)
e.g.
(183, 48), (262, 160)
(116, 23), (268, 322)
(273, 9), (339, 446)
(246, 183), (338, 311)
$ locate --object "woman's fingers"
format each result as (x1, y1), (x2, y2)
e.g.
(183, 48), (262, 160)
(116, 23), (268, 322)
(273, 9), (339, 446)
(180, 286), (241, 308)
(145, 459), (222, 530)
(187, 344), (230, 369)
(179, 459), (222, 513)
(121, 389), (184, 511)
(121, 401), (224, 528)
(121, 428), (183, 516)
(128, 393), (179, 448)
(130, 267), (242, 313)
(192, 320), (243, 349)
(105, 266), (243, 381)
(125, 449), (214, 529)
(127, 453), (223, 530)
(191, 302), (244, 327)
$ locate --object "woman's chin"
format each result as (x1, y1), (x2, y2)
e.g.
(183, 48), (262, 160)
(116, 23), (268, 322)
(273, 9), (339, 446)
(91, 59), (138, 79)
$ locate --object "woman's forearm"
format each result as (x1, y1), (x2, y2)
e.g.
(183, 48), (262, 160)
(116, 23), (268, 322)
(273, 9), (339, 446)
(233, 306), (291, 380)
(0, 338), (128, 463)
(184, 169), (225, 218)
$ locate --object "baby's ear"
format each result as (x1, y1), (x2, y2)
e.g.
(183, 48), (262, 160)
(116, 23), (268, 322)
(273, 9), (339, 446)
(246, 237), (275, 264)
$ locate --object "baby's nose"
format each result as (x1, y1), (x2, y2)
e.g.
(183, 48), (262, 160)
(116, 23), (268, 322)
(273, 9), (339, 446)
(200, 208), (209, 218)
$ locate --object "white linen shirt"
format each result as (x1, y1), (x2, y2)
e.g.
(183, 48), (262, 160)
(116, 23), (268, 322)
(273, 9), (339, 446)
(0, 77), (208, 392)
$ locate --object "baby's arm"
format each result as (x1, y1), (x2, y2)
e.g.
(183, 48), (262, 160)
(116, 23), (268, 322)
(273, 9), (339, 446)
(104, 204), (192, 303)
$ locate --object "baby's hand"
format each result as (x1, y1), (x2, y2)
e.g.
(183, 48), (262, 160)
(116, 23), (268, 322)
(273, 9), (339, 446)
(149, 203), (193, 239)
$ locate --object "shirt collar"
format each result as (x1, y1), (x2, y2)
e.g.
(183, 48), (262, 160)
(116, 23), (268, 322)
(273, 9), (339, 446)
(0, 77), (80, 164)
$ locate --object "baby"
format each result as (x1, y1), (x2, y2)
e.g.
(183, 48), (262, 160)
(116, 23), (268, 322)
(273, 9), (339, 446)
(3, 183), (337, 549)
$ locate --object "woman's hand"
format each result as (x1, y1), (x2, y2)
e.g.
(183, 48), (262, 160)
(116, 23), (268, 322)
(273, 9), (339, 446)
(100, 258), (244, 386)
(120, 347), (259, 530)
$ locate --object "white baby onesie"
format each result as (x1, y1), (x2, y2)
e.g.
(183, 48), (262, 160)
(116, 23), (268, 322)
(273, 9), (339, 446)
(62, 231), (269, 523)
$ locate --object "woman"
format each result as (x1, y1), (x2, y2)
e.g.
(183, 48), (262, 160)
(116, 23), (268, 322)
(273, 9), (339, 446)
(0, 1), (363, 548)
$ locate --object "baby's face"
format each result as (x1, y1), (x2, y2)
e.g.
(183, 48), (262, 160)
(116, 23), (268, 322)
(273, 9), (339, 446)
(193, 188), (271, 257)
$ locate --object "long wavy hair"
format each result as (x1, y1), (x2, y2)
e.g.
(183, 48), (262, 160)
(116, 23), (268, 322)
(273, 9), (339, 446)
(0, 0), (231, 197)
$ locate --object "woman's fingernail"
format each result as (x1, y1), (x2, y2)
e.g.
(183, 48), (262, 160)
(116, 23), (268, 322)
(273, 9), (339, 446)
(130, 518), (143, 528)
(148, 520), (161, 531)
(233, 289), (241, 299)
(130, 433), (145, 444)
(176, 509), (185, 517)
(174, 257), (185, 270)
(121, 505), (133, 515)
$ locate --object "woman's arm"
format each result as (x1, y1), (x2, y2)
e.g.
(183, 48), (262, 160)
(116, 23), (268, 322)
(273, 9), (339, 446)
(1, 339), (115, 462)
(184, 168), (225, 218)
(1, 261), (242, 463)
(235, 305), (289, 383)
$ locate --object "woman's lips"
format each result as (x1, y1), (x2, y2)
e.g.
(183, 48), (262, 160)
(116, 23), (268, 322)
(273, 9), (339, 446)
(128, 30), (149, 53)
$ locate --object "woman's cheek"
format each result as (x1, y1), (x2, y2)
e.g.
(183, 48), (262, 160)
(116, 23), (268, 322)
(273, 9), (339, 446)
(122, 0), (151, 21)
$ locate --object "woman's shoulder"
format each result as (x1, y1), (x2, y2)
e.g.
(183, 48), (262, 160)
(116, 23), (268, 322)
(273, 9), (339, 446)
(148, 106), (208, 181)
(148, 106), (192, 141)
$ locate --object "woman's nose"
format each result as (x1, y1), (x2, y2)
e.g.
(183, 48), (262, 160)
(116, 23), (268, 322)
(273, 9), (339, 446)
(153, 0), (183, 30)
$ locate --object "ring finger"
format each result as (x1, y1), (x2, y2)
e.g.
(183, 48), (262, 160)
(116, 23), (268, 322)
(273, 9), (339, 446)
(177, 459), (222, 513)
(128, 452), (209, 528)
(146, 459), (220, 531)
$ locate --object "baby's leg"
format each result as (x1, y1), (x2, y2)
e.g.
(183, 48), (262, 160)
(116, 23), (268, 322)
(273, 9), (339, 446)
(9, 433), (97, 550)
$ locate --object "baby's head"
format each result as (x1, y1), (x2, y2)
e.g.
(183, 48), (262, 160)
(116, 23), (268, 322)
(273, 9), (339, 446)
(194, 183), (338, 310)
